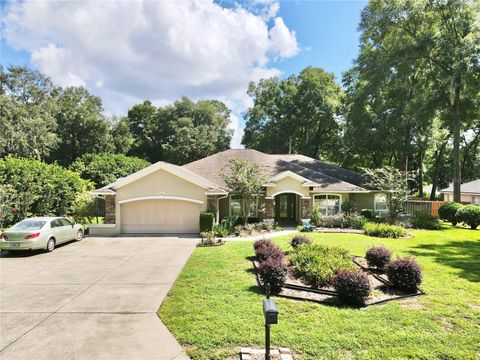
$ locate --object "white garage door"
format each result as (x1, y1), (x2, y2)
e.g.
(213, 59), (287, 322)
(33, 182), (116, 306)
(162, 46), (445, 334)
(121, 199), (201, 234)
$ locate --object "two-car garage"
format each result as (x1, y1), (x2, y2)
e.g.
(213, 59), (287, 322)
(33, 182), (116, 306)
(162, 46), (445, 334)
(120, 197), (202, 234)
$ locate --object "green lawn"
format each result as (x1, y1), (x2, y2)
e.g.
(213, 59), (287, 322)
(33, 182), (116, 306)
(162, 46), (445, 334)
(159, 226), (480, 359)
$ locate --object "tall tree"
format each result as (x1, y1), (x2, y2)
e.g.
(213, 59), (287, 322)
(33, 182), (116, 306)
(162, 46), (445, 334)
(126, 97), (232, 164)
(242, 67), (342, 159)
(0, 66), (58, 159)
(51, 87), (114, 165)
(346, 0), (480, 201)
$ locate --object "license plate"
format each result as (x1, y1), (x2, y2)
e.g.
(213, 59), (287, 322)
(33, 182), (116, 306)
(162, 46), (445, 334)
(9, 243), (20, 248)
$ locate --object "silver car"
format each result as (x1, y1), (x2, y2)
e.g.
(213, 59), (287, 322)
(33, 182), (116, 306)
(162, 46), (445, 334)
(0, 217), (84, 252)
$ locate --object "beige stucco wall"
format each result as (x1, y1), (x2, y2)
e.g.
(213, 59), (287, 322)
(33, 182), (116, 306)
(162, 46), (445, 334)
(443, 193), (476, 203)
(266, 176), (309, 197)
(349, 192), (375, 211)
(90, 168), (207, 235)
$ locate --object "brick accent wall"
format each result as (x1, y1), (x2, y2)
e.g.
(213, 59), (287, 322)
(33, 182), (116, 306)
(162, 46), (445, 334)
(104, 195), (116, 224)
(301, 197), (312, 219)
(265, 198), (275, 218)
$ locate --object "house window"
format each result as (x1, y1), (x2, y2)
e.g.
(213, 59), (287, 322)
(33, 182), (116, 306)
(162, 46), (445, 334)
(230, 198), (242, 217)
(314, 194), (341, 216)
(230, 196), (258, 217)
(374, 193), (388, 212)
(473, 196), (480, 205)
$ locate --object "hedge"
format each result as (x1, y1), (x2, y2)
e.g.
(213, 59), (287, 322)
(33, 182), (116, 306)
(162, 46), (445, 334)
(199, 212), (215, 233)
(0, 157), (91, 225)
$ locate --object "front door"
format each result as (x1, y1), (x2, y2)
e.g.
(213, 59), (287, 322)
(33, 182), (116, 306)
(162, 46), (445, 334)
(275, 193), (296, 225)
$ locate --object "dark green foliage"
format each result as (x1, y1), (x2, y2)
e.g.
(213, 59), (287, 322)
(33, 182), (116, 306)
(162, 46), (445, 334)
(411, 210), (441, 230)
(199, 212), (215, 233)
(439, 202), (463, 226)
(361, 209), (374, 220)
(344, 214), (369, 229)
(242, 67), (342, 159)
(290, 235), (312, 248)
(257, 256), (287, 294)
(127, 97), (232, 164)
(333, 269), (371, 305)
(386, 257), (422, 291)
(341, 200), (354, 214)
(455, 205), (480, 230)
(0, 157), (91, 224)
(363, 222), (406, 238)
(289, 243), (353, 287)
(70, 153), (150, 188)
(365, 246), (392, 270)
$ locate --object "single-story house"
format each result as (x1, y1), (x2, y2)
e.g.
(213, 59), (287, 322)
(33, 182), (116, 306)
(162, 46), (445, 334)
(89, 149), (383, 235)
(440, 179), (480, 204)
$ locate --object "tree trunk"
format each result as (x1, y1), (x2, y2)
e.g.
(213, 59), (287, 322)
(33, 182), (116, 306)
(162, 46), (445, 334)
(418, 148), (424, 199)
(452, 84), (461, 202)
(430, 140), (447, 201)
(243, 198), (250, 226)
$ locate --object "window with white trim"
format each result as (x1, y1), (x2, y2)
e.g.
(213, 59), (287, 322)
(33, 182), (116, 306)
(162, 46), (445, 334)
(473, 196), (480, 205)
(313, 194), (342, 216)
(374, 193), (388, 212)
(230, 196), (258, 217)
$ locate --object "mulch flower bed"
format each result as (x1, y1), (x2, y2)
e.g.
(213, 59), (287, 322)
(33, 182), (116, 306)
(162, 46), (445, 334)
(253, 256), (424, 307)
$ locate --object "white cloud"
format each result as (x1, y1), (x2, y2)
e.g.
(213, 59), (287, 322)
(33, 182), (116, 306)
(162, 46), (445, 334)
(269, 17), (299, 57)
(2, 0), (299, 147)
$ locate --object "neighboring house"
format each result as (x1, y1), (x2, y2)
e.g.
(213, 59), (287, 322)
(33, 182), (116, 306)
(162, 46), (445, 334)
(89, 149), (382, 235)
(439, 179), (480, 204)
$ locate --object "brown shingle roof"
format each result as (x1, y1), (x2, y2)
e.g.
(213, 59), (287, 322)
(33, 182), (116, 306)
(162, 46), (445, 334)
(183, 149), (367, 192)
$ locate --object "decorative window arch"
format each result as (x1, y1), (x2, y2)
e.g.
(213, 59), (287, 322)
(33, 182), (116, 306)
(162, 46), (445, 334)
(313, 194), (342, 216)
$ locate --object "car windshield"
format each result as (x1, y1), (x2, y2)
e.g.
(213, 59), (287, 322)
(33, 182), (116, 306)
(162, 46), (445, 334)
(12, 220), (46, 230)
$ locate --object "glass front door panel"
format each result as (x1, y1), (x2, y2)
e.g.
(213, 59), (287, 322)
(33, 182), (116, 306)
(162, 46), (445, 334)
(279, 195), (288, 218)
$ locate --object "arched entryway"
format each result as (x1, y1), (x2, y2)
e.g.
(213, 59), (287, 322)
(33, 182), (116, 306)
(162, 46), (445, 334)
(274, 192), (300, 225)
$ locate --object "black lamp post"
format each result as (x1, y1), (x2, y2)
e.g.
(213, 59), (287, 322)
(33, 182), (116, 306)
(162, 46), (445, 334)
(262, 284), (278, 360)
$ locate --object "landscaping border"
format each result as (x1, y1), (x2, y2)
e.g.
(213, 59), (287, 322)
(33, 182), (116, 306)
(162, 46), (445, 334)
(252, 256), (425, 307)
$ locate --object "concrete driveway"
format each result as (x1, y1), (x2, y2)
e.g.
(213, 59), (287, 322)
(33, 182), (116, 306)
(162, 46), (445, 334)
(0, 235), (197, 360)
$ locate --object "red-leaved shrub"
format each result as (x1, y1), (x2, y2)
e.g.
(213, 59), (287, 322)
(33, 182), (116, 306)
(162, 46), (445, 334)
(254, 239), (284, 262)
(333, 269), (371, 305)
(257, 256), (287, 294)
(386, 257), (422, 291)
(253, 238), (272, 251)
(365, 246), (392, 270)
(290, 235), (312, 248)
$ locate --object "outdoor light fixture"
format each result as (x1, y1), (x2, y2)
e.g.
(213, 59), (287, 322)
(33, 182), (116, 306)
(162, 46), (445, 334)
(262, 284), (278, 360)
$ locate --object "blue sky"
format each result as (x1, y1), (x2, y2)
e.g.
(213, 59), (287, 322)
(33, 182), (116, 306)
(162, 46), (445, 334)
(1, 0), (366, 147)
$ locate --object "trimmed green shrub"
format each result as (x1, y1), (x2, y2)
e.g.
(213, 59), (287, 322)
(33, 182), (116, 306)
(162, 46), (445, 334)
(365, 246), (392, 270)
(257, 256), (287, 294)
(386, 257), (422, 291)
(333, 269), (371, 305)
(310, 204), (320, 226)
(289, 244), (354, 287)
(290, 235), (312, 248)
(361, 209), (374, 220)
(317, 214), (345, 228)
(345, 214), (369, 229)
(362, 222), (406, 238)
(455, 205), (480, 230)
(438, 202), (462, 226)
(199, 212), (215, 233)
(411, 210), (441, 230)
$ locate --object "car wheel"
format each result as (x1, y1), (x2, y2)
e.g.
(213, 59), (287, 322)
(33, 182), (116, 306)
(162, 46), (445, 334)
(46, 238), (55, 252)
(75, 229), (84, 241)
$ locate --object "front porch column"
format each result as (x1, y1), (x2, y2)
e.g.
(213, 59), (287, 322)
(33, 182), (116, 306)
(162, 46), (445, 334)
(104, 195), (116, 224)
(265, 197), (275, 218)
(300, 197), (312, 219)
